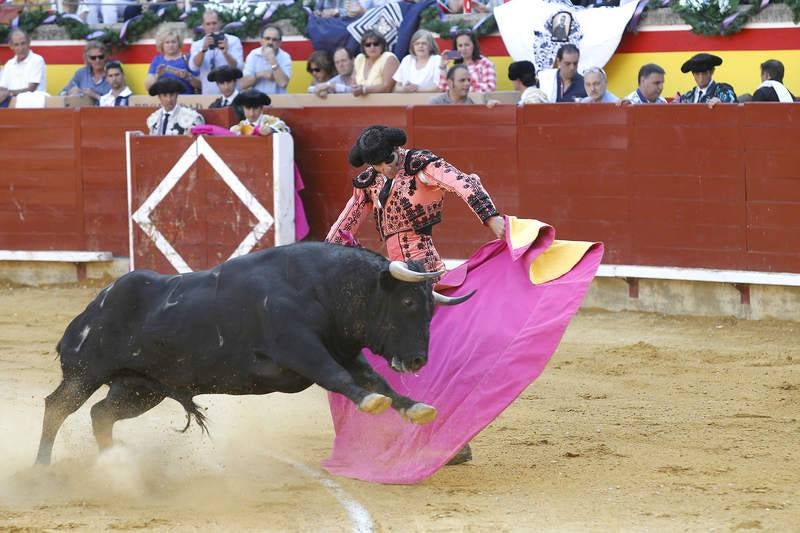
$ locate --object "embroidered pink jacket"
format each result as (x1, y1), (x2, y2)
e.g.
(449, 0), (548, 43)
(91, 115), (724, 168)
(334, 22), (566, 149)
(326, 149), (499, 243)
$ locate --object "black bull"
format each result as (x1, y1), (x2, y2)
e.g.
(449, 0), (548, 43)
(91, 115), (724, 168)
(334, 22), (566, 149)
(35, 242), (473, 465)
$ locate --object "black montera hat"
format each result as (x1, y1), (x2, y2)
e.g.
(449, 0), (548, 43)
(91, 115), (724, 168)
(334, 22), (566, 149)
(208, 65), (243, 83)
(681, 53), (723, 73)
(232, 89), (271, 108)
(148, 77), (185, 96)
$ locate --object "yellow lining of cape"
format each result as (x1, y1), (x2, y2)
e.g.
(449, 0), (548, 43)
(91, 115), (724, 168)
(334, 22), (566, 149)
(530, 240), (595, 284)
(508, 216), (550, 251)
(508, 216), (595, 285)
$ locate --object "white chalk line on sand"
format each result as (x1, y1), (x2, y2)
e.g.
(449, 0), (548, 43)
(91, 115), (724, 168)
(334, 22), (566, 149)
(267, 453), (374, 533)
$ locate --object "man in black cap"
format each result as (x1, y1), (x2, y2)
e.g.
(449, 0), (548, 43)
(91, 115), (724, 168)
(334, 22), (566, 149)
(678, 53), (737, 106)
(229, 89), (289, 137)
(508, 61), (548, 105)
(208, 65), (244, 121)
(146, 78), (204, 136)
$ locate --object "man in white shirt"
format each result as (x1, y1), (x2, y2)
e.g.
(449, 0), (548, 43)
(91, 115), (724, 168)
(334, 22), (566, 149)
(189, 10), (244, 95)
(0, 29), (47, 107)
(241, 25), (292, 95)
(98, 61), (132, 107)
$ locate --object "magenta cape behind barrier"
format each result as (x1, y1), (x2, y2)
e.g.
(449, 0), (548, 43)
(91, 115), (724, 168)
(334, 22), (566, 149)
(323, 217), (604, 484)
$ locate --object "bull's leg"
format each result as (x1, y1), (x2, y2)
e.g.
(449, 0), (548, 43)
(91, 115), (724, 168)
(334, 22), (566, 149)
(264, 339), (391, 415)
(90, 378), (165, 451)
(343, 352), (437, 425)
(36, 377), (102, 465)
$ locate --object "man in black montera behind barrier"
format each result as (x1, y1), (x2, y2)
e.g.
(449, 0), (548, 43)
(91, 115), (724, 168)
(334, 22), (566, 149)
(35, 242), (473, 465)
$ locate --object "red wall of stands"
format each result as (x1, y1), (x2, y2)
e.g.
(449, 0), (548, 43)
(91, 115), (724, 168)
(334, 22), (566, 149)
(1, 104), (799, 273)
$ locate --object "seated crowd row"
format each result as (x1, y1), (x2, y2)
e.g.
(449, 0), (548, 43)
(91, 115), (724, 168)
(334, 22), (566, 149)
(0, 12), (796, 107)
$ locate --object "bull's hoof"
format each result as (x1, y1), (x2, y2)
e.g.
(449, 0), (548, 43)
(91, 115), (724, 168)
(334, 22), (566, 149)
(402, 403), (437, 425)
(359, 393), (392, 415)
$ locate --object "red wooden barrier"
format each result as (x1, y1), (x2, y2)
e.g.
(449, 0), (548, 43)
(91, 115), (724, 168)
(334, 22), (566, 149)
(129, 135), (276, 273)
(1, 104), (799, 275)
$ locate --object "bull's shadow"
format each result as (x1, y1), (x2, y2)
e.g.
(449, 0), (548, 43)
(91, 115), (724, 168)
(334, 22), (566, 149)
(35, 242), (473, 465)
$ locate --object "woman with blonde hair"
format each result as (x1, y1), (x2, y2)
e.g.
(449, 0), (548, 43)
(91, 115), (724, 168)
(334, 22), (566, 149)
(352, 30), (399, 96)
(393, 29), (441, 92)
(60, 41), (111, 103)
(145, 27), (200, 94)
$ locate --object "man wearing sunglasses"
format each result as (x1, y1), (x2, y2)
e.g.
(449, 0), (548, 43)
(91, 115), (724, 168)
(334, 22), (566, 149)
(60, 41), (110, 104)
(241, 25), (292, 95)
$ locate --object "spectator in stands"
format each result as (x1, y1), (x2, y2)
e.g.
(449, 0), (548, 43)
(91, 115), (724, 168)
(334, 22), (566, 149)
(752, 59), (795, 102)
(538, 44), (587, 102)
(98, 61), (132, 107)
(508, 60), (548, 105)
(123, 0), (181, 22)
(621, 64), (666, 104)
(445, 0), (495, 13)
(208, 65), (244, 121)
(430, 64), (473, 105)
(313, 0), (360, 18)
(306, 50), (335, 93)
(230, 90), (290, 136)
(146, 78), (204, 136)
(0, 29), (46, 108)
(241, 25), (292, 95)
(60, 41), (111, 103)
(84, 0), (124, 24)
(438, 28), (496, 93)
(309, 47), (355, 98)
(352, 29), (399, 96)
(678, 53), (737, 106)
(146, 27), (200, 95)
(580, 66), (618, 103)
(190, 9), (244, 95)
(393, 29), (442, 93)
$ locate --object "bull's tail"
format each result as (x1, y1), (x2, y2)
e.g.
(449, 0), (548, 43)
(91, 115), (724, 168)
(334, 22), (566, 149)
(175, 395), (210, 437)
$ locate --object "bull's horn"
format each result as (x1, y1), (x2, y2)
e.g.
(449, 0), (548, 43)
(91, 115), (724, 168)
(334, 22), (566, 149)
(388, 261), (443, 282)
(433, 289), (476, 306)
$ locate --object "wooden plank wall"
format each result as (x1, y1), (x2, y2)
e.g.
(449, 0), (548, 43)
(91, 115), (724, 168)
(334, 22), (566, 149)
(1, 105), (799, 274)
(129, 135), (275, 273)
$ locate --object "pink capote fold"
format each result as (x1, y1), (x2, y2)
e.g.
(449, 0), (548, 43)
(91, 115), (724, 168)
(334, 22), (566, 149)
(323, 218), (604, 484)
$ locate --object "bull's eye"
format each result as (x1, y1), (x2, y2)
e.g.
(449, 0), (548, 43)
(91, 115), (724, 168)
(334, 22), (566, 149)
(402, 297), (414, 308)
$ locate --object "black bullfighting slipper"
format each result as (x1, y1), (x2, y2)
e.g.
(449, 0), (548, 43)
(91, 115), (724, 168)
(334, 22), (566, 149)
(446, 443), (473, 465)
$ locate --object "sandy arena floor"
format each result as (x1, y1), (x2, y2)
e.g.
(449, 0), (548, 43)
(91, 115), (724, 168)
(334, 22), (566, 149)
(0, 282), (798, 532)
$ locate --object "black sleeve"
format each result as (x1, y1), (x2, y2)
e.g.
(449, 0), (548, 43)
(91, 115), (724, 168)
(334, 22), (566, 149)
(751, 87), (776, 102)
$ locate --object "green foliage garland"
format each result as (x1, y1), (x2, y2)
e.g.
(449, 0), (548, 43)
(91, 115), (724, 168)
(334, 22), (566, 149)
(785, 0), (800, 22)
(0, 0), (307, 47)
(668, 0), (754, 36)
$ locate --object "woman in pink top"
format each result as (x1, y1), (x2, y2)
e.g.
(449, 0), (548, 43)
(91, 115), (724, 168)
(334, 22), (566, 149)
(438, 28), (496, 93)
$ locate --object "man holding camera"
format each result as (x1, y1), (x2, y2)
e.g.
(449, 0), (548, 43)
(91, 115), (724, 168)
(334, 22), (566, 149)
(241, 25), (292, 95)
(190, 9), (244, 95)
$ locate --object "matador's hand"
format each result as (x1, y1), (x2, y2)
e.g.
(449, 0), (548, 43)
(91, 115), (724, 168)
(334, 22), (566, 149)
(486, 215), (505, 240)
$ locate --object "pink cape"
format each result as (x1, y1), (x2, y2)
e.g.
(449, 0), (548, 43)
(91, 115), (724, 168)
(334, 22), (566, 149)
(323, 219), (604, 484)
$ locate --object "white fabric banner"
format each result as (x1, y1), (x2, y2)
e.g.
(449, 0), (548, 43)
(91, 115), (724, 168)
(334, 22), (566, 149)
(494, 0), (639, 72)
